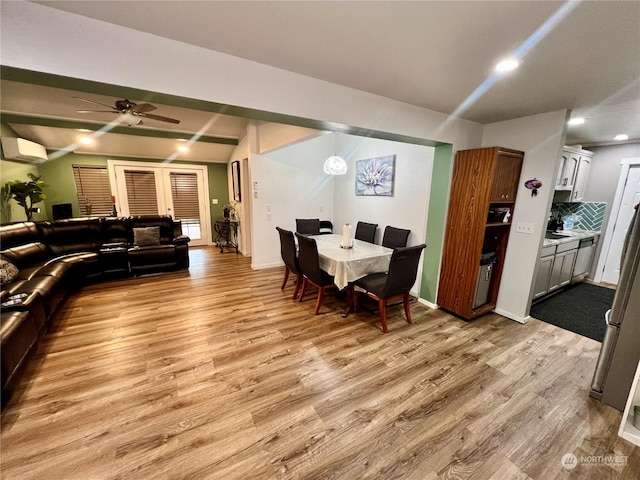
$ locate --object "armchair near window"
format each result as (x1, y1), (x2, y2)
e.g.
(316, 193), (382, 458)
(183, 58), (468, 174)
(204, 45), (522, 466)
(353, 244), (425, 332)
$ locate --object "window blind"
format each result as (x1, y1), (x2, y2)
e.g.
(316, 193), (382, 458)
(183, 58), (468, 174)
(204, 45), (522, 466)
(124, 170), (159, 215)
(169, 172), (200, 221)
(72, 165), (113, 216)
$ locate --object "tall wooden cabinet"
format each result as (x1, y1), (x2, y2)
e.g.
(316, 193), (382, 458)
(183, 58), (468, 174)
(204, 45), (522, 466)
(438, 146), (524, 320)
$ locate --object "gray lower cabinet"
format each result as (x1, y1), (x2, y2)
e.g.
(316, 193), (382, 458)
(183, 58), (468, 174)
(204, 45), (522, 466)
(533, 255), (555, 299)
(549, 249), (578, 291)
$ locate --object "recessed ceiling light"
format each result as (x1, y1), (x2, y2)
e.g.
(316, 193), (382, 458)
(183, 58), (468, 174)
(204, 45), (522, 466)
(79, 136), (93, 145)
(495, 58), (520, 73)
(614, 134), (628, 141)
(76, 128), (92, 133)
(567, 117), (586, 126)
(177, 145), (189, 153)
(177, 138), (188, 142)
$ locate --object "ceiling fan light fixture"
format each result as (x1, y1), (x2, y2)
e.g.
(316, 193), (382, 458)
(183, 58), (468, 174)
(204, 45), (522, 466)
(116, 111), (142, 126)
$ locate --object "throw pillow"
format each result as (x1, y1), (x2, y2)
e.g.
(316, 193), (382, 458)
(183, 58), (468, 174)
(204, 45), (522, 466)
(0, 259), (19, 285)
(133, 227), (161, 247)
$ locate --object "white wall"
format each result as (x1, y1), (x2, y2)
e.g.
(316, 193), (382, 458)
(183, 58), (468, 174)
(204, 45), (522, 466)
(332, 136), (434, 248)
(250, 134), (336, 268)
(227, 134), (251, 254)
(481, 110), (569, 322)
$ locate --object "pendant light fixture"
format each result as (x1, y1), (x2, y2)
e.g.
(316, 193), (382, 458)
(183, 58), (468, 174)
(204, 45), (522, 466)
(324, 132), (347, 175)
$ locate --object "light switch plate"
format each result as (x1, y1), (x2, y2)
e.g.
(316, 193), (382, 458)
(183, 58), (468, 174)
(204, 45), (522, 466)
(516, 223), (534, 234)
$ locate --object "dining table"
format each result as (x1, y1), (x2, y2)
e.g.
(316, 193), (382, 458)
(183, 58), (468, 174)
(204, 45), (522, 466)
(308, 234), (393, 317)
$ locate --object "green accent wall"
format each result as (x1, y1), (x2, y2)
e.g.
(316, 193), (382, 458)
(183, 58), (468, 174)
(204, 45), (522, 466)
(207, 162), (230, 233)
(420, 143), (454, 304)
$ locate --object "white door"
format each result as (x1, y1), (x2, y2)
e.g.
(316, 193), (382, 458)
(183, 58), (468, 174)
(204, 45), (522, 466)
(109, 160), (211, 247)
(601, 164), (640, 285)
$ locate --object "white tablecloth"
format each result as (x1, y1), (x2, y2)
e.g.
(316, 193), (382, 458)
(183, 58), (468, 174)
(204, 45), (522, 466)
(311, 234), (393, 290)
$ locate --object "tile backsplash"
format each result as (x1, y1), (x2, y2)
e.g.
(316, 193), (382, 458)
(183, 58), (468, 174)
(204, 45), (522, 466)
(550, 202), (607, 231)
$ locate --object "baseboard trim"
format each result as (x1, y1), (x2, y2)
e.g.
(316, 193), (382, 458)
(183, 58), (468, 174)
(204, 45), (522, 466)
(252, 261), (283, 270)
(494, 307), (530, 324)
(417, 298), (438, 310)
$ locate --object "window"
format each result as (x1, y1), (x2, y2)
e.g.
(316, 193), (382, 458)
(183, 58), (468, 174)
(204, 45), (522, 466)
(170, 172), (202, 239)
(124, 170), (159, 215)
(73, 165), (113, 216)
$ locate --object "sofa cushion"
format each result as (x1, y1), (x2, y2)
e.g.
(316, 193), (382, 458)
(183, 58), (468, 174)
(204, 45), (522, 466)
(0, 260), (19, 285)
(1, 243), (51, 270)
(1, 310), (38, 392)
(102, 217), (130, 245)
(37, 218), (103, 256)
(0, 222), (39, 249)
(133, 227), (161, 247)
(130, 216), (174, 244)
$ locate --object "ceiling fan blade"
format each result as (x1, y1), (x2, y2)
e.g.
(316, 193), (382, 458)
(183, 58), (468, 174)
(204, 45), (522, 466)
(135, 103), (157, 113)
(140, 113), (181, 124)
(77, 109), (118, 113)
(74, 96), (117, 110)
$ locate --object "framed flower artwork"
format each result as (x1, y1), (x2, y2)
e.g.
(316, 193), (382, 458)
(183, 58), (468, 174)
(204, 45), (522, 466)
(355, 154), (395, 196)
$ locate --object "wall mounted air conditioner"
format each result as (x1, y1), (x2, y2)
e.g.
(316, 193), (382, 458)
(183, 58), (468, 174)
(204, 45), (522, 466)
(1, 137), (48, 163)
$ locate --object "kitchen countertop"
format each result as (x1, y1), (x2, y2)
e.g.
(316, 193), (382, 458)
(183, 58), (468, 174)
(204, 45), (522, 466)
(543, 229), (600, 247)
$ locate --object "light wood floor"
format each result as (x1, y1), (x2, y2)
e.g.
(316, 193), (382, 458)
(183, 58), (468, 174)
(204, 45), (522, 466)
(1, 247), (638, 479)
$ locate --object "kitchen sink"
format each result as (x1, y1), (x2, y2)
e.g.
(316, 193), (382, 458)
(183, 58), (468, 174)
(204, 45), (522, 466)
(545, 232), (570, 240)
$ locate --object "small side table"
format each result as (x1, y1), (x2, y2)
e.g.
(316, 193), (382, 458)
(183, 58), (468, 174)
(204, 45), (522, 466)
(214, 219), (240, 253)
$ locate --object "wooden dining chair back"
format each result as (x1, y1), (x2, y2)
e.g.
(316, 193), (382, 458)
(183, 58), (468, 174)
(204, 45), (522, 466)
(295, 232), (337, 314)
(295, 218), (321, 235)
(353, 243), (426, 332)
(276, 227), (302, 299)
(381, 226), (411, 249)
(354, 221), (378, 244)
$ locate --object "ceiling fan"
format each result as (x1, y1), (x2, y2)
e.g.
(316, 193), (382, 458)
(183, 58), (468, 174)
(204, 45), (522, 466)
(75, 97), (180, 126)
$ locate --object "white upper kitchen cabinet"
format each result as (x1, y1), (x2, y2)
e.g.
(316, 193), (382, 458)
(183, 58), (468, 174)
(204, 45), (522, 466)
(555, 146), (593, 202)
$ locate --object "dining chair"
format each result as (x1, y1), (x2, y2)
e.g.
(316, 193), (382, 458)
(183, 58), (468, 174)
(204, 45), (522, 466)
(355, 221), (378, 244)
(295, 218), (321, 235)
(276, 227), (303, 299)
(353, 243), (426, 332)
(295, 232), (337, 315)
(381, 226), (411, 249)
(319, 220), (333, 234)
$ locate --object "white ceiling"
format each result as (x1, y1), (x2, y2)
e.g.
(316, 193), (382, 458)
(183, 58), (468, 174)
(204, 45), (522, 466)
(6, 1), (640, 157)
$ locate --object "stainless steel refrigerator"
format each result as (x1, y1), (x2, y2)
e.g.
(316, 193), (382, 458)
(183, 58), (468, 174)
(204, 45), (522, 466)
(590, 205), (640, 411)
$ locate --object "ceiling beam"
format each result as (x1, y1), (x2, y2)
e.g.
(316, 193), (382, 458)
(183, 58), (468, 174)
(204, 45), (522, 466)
(1, 66), (444, 148)
(1, 113), (239, 145)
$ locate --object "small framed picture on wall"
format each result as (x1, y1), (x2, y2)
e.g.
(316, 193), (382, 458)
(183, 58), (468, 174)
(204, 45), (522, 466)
(232, 160), (241, 202)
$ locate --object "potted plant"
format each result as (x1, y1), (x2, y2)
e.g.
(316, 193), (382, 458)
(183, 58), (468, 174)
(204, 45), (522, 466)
(7, 173), (48, 221)
(222, 200), (238, 221)
(1, 182), (12, 224)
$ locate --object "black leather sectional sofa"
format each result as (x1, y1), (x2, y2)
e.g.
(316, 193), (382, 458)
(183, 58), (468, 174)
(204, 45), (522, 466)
(0, 215), (190, 405)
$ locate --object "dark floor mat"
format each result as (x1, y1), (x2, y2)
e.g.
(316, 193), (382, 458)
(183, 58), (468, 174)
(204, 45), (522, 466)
(530, 283), (615, 342)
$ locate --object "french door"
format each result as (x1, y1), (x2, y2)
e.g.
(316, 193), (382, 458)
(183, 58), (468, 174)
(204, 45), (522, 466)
(108, 160), (211, 246)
